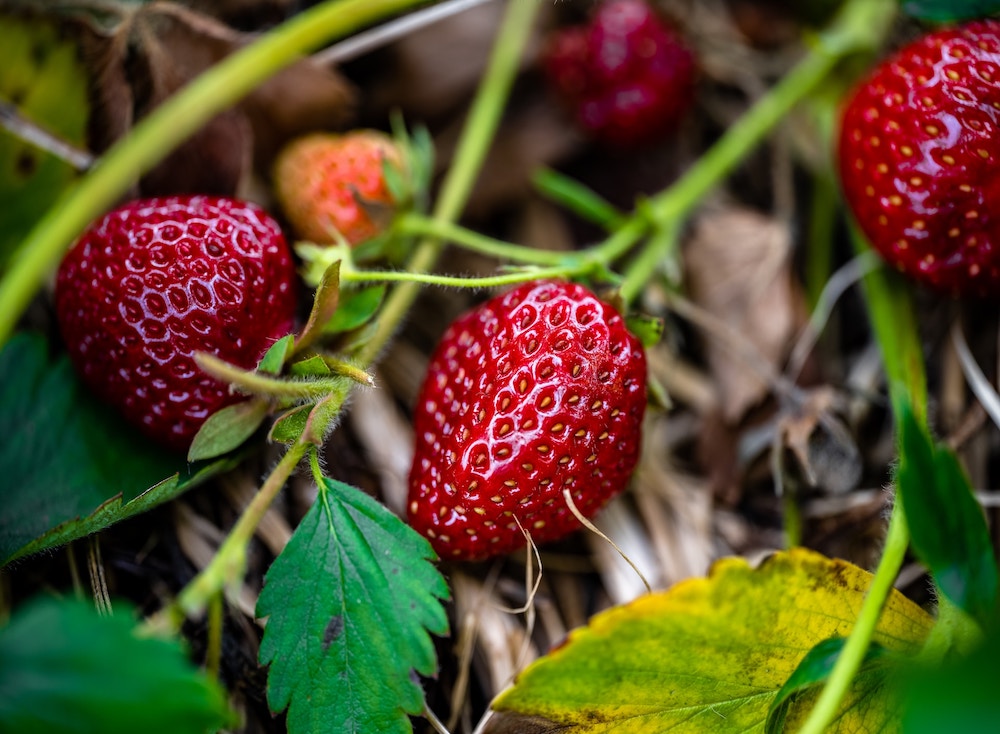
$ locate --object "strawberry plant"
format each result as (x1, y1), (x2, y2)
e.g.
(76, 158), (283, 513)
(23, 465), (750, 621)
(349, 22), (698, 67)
(3, 0), (1000, 732)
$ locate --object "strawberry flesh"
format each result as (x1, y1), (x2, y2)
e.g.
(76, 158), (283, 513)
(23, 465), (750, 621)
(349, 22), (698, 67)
(408, 281), (647, 561)
(838, 19), (1000, 296)
(55, 195), (298, 451)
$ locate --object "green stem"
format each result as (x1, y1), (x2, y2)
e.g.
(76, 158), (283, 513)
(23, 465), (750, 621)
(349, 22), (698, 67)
(397, 213), (572, 266)
(796, 507), (910, 734)
(145, 442), (308, 633)
(797, 224), (925, 734)
(358, 0), (540, 365)
(343, 265), (577, 289)
(646, 0), (896, 231)
(618, 221), (681, 305)
(0, 0), (430, 346)
(195, 353), (352, 400)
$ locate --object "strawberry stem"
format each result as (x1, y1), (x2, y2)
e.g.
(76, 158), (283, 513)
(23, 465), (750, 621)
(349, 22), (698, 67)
(797, 223), (926, 734)
(396, 213), (574, 266)
(343, 265), (579, 289)
(358, 0), (541, 365)
(0, 0), (432, 347)
(143, 441), (309, 634)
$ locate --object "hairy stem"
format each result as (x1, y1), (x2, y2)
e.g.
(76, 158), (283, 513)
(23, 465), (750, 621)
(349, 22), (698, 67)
(144, 442), (308, 634)
(358, 0), (541, 364)
(798, 222), (925, 734)
(397, 213), (572, 266)
(343, 265), (577, 289)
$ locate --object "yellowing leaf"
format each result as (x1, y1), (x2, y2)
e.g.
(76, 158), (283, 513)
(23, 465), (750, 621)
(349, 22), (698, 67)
(488, 548), (934, 733)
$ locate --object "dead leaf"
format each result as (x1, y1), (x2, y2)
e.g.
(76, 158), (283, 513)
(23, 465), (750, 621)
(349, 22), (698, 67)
(780, 387), (861, 495)
(684, 206), (801, 423)
(67, 1), (354, 197)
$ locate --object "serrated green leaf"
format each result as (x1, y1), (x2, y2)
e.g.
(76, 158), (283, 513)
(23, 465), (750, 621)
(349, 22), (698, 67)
(258, 478), (449, 734)
(897, 399), (999, 629)
(0, 15), (89, 269)
(765, 637), (891, 734)
(324, 285), (386, 335)
(187, 397), (269, 462)
(901, 0), (1000, 22)
(258, 334), (295, 374)
(0, 596), (231, 733)
(0, 333), (234, 565)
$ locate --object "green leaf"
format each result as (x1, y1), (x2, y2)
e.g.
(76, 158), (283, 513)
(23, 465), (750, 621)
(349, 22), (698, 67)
(0, 15), (89, 269)
(901, 0), (1000, 22)
(258, 334), (295, 374)
(187, 397), (269, 462)
(902, 626), (1000, 732)
(487, 548), (933, 733)
(0, 596), (231, 733)
(257, 478), (449, 734)
(324, 285), (386, 335)
(897, 399), (999, 629)
(765, 637), (891, 734)
(0, 333), (233, 565)
(532, 167), (625, 231)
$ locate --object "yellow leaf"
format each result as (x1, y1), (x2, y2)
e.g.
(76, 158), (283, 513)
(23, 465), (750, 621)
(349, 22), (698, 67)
(488, 548), (933, 733)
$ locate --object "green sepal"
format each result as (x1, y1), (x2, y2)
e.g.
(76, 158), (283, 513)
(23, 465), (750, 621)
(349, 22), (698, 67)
(289, 355), (333, 377)
(626, 313), (664, 349)
(294, 261), (340, 354)
(324, 284), (386, 335)
(257, 334), (294, 375)
(187, 398), (269, 462)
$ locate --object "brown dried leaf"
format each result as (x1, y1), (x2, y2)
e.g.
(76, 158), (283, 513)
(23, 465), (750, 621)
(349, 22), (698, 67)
(684, 206), (800, 423)
(69, 1), (354, 196)
(781, 388), (862, 495)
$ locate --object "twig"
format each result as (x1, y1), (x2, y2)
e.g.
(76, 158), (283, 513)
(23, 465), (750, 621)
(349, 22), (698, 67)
(313, 0), (496, 65)
(0, 101), (94, 170)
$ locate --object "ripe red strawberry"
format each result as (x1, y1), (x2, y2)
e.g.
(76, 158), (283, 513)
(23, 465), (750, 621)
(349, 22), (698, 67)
(273, 130), (404, 246)
(407, 281), (647, 561)
(54, 195), (298, 451)
(838, 19), (1000, 297)
(542, 0), (696, 147)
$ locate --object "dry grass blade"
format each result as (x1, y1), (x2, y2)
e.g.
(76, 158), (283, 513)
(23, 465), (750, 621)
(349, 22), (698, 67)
(951, 320), (1000, 432)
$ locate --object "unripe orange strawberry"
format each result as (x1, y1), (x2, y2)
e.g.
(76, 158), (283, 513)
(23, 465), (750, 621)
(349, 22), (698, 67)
(273, 130), (404, 246)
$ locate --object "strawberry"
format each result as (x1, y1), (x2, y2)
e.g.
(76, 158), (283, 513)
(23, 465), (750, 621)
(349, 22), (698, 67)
(273, 130), (404, 246)
(542, 0), (696, 147)
(407, 281), (647, 561)
(54, 195), (298, 451)
(838, 19), (1000, 297)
